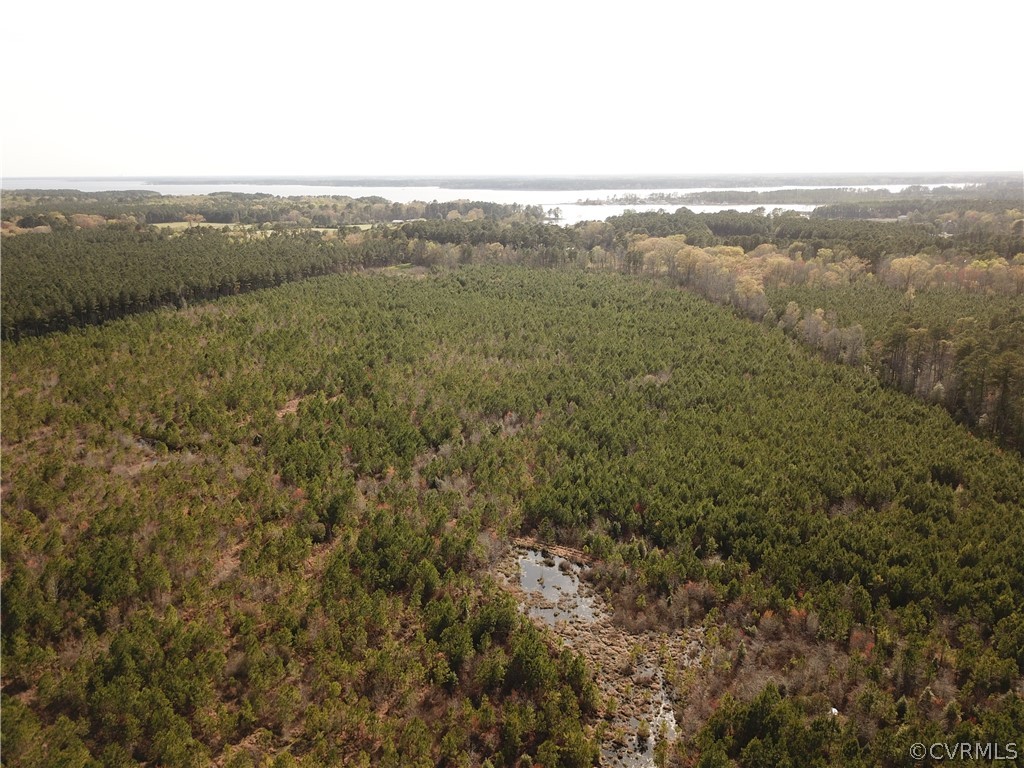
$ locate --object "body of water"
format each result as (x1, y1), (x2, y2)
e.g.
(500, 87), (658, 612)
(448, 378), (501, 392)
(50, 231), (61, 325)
(2, 178), (967, 225)
(518, 548), (597, 625)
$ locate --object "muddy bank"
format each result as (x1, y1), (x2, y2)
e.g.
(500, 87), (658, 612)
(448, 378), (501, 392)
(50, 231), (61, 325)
(495, 544), (704, 767)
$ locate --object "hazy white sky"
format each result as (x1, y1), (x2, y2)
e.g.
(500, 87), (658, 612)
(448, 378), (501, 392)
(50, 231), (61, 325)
(2, 0), (1021, 177)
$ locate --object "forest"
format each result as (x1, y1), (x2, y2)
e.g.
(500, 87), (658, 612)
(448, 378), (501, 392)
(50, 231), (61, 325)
(2, 189), (545, 231)
(575, 178), (1023, 211)
(2, 184), (1023, 767)
(4, 184), (1021, 448)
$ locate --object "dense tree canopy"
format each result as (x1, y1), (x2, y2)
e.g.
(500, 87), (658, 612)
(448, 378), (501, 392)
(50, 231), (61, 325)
(3, 182), (1022, 765)
(3, 265), (1023, 766)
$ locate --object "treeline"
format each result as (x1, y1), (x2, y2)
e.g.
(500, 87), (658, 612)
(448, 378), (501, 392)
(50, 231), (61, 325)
(770, 283), (1024, 451)
(768, 214), (1022, 264)
(2, 189), (546, 230)
(593, 203), (1021, 263)
(1, 227), (362, 339)
(592, 205), (1017, 266)
(1, 224), (586, 340)
(578, 179), (1022, 208)
(3, 268), (1022, 765)
(809, 183), (1023, 216)
(616, 234), (1024, 449)
(641, 211), (1020, 265)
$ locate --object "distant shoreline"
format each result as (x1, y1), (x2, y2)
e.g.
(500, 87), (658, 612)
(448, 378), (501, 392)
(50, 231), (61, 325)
(4, 171), (1019, 192)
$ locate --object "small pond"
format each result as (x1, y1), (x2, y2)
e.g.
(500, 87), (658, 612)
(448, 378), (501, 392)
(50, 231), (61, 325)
(518, 548), (598, 625)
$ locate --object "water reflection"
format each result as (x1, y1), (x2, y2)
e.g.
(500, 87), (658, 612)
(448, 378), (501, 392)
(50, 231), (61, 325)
(517, 548), (597, 625)
(513, 547), (680, 768)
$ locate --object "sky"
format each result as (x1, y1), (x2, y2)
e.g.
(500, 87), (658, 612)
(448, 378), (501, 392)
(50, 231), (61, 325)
(2, 0), (1022, 178)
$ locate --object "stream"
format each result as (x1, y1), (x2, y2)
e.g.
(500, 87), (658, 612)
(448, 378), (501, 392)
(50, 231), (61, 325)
(497, 545), (702, 767)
